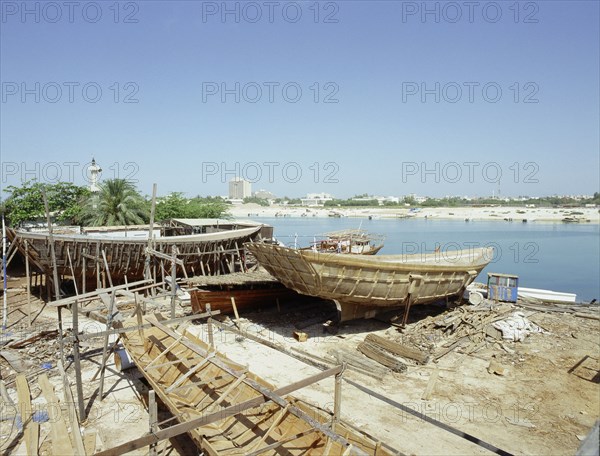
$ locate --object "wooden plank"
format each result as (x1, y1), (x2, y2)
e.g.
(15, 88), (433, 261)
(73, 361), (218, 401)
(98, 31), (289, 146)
(58, 361), (86, 456)
(365, 333), (430, 365)
(38, 374), (74, 456)
(245, 428), (318, 456)
(8, 330), (58, 349)
(202, 373), (247, 411)
(248, 403), (290, 452)
(83, 432), (96, 455)
(421, 367), (439, 401)
(165, 353), (214, 393)
(15, 374), (39, 456)
(0, 350), (33, 373)
(145, 325), (191, 369)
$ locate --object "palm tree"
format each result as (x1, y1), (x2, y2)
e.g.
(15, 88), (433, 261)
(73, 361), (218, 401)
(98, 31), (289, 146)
(80, 179), (149, 226)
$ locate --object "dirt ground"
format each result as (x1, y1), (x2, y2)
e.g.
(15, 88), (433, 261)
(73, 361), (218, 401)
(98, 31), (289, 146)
(1, 269), (599, 455)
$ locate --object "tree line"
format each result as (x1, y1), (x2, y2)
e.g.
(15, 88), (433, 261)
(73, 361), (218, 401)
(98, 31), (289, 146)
(0, 179), (230, 227)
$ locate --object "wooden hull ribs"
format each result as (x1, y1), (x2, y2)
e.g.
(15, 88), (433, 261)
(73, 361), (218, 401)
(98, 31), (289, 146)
(245, 243), (494, 321)
(8, 227), (262, 283)
(119, 316), (397, 456)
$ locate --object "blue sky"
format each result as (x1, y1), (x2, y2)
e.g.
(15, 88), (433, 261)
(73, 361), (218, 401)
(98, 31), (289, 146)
(1, 0), (599, 199)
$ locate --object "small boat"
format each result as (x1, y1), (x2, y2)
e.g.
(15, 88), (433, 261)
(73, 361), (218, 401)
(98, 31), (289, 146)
(245, 243), (494, 321)
(303, 229), (384, 255)
(517, 287), (577, 304)
(119, 315), (398, 455)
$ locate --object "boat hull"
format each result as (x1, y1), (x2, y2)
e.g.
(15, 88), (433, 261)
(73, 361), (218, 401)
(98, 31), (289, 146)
(8, 226), (262, 283)
(246, 243), (494, 320)
(119, 316), (397, 455)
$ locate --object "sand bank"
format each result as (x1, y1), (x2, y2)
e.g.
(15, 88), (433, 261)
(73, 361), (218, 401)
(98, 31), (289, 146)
(229, 204), (600, 224)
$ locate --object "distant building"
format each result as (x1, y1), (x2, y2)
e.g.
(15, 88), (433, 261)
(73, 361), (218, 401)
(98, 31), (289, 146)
(229, 178), (251, 199)
(301, 193), (333, 207)
(405, 193), (427, 204)
(253, 189), (276, 200)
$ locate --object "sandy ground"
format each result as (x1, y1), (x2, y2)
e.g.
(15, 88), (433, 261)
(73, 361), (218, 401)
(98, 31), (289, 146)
(2, 272), (599, 455)
(182, 302), (600, 456)
(229, 204), (600, 223)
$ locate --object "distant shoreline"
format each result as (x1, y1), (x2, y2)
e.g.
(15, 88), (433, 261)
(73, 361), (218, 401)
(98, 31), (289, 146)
(229, 205), (600, 224)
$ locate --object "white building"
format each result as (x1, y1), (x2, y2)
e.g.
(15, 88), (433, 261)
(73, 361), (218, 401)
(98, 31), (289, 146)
(301, 193), (333, 207)
(229, 178), (251, 199)
(253, 189), (276, 200)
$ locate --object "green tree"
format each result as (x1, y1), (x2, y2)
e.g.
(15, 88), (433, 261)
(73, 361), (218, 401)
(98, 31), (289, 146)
(154, 193), (230, 221)
(243, 196), (269, 206)
(80, 179), (149, 226)
(2, 180), (90, 226)
(155, 192), (190, 221)
(187, 196), (230, 218)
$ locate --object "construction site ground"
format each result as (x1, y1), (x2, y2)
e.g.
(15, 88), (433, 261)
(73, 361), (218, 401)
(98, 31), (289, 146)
(1, 270), (599, 455)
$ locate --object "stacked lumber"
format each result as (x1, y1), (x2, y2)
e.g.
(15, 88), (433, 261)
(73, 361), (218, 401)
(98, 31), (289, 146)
(364, 334), (430, 365)
(329, 346), (389, 378)
(357, 340), (407, 373)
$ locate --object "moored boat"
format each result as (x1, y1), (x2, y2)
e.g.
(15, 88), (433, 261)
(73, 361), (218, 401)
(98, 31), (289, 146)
(303, 229), (384, 255)
(517, 287), (577, 303)
(245, 243), (494, 321)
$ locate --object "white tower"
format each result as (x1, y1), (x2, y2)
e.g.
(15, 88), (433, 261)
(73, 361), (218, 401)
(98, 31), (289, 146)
(88, 158), (102, 192)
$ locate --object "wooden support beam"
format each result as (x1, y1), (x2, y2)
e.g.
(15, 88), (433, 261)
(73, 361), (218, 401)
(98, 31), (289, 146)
(49, 279), (153, 308)
(71, 299), (86, 421)
(333, 364), (345, 430)
(98, 291), (117, 400)
(66, 248), (78, 295)
(64, 310), (219, 343)
(43, 190), (64, 361)
(101, 250), (114, 289)
(91, 335), (121, 382)
(24, 240), (32, 327)
(230, 296), (240, 326)
(82, 248), (86, 294)
(170, 246), (177, 319)
(149, 390), (157, 456)
(146, 247), (185, 266)
(144, 183), (157, 292)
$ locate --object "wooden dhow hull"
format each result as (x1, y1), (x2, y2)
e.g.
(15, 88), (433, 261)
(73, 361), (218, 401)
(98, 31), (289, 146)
(245, 243), (494, 321)
(8, 226), (262, 283)
(120, 316), (397, 455)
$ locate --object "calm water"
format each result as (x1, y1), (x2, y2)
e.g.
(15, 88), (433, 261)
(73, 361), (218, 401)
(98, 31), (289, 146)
(251, 217), (600, 302)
